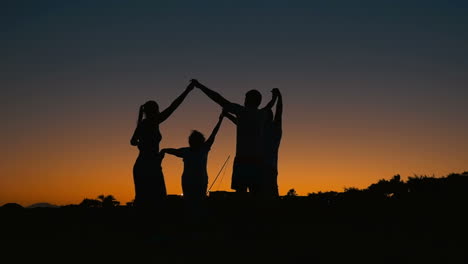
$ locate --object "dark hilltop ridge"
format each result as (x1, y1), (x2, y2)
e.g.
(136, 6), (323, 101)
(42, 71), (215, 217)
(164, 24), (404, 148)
(26, 203), (60, 209)
(1, 172), (467, 263)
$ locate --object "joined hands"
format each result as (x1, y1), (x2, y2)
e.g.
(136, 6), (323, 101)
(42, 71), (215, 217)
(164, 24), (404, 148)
(190, 79), (202, 88)
(220, 109), (228, 120)
(271, 88), (280, 97)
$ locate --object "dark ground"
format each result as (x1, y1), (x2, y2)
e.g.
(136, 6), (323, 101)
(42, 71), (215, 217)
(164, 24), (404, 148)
(1, 195), (467, 264)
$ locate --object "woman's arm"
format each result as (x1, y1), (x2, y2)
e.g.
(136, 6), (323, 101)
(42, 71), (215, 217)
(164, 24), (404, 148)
(137, 105), (143, 125)
(205, 112), (224, 148)
(130, 126), (140, 146)
(130, 106), (144, 146)
(158, 82), (194, 124)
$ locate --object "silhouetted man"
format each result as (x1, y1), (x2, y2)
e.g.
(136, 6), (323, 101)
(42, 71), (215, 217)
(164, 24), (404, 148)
(191, 79), (276, 195)
(224, 88), (282, 197)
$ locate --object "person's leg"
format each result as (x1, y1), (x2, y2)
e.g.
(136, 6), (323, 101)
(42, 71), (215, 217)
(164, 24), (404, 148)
(273, 168), (279, 197)
(231, 158), (241, 191)
(262, 166), (278, 198)
(248, 164), (264, 197)
(236, 186), (247, 193)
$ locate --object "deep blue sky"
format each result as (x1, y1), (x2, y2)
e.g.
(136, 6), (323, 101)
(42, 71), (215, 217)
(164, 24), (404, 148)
(2, 0), (468, 114)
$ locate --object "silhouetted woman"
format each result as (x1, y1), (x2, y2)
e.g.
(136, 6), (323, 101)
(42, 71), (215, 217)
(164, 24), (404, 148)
(130, 82), (194, 208)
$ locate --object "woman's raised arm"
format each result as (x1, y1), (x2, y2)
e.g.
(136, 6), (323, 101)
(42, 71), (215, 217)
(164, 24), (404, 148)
(158, 82), (194, 124)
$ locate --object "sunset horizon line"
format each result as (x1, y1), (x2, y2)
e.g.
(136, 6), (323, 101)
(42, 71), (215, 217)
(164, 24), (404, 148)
(3, 170), (467, 208)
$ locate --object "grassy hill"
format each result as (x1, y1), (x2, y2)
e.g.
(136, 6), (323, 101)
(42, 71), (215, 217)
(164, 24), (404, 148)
(1, 172), (467, 263)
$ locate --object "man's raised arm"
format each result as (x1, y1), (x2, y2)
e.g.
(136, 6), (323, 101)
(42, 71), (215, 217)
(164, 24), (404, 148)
(262, 88), (279, 110)
(191, 79), (242, 114)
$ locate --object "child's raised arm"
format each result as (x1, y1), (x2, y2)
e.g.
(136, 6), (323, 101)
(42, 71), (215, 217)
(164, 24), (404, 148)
(223, 110), (238, 125)
(205, 112), (224, 148)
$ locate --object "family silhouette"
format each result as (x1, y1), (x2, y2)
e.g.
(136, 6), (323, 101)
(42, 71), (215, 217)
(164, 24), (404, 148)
(130, 79), (283, 209)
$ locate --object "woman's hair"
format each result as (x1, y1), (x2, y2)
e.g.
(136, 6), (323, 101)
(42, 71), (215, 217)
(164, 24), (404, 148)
(189, 130), (206, 149)
(143, 100), (159, 118)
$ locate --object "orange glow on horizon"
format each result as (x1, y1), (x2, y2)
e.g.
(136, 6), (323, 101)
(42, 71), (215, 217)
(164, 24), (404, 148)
(2, 113), (467, 207)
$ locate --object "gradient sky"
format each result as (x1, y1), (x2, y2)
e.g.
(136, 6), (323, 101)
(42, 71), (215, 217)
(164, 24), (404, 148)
(1, 0), (468, 206)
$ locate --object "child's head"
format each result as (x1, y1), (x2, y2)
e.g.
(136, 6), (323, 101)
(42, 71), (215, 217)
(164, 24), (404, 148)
(189, 130), (206, 149)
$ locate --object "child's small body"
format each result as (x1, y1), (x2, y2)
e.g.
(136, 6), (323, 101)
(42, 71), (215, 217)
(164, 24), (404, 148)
(162, 112), (224, 200)
(175, 144), (211, 198)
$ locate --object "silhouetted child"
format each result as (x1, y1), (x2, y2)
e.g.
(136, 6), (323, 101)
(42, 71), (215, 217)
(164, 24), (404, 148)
(161, 111), (225, 200)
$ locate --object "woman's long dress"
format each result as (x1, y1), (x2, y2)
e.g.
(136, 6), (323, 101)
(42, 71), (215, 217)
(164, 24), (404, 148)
(133, 119), (166, 208)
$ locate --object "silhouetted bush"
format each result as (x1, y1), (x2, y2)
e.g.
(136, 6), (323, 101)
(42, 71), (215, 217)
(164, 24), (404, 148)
(303, 172), (468, 205)
(286, 189), (297, 197)
(98, 195), (120, 208)
(367, 174), (407, 199)
(79, 195), (120, 208)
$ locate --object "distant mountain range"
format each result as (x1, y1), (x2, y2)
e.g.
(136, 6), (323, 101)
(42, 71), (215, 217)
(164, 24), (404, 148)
(27, 203), (60, 208)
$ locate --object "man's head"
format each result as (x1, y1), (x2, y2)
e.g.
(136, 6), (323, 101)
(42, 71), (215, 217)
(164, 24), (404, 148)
(244, 89), (262, 108)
